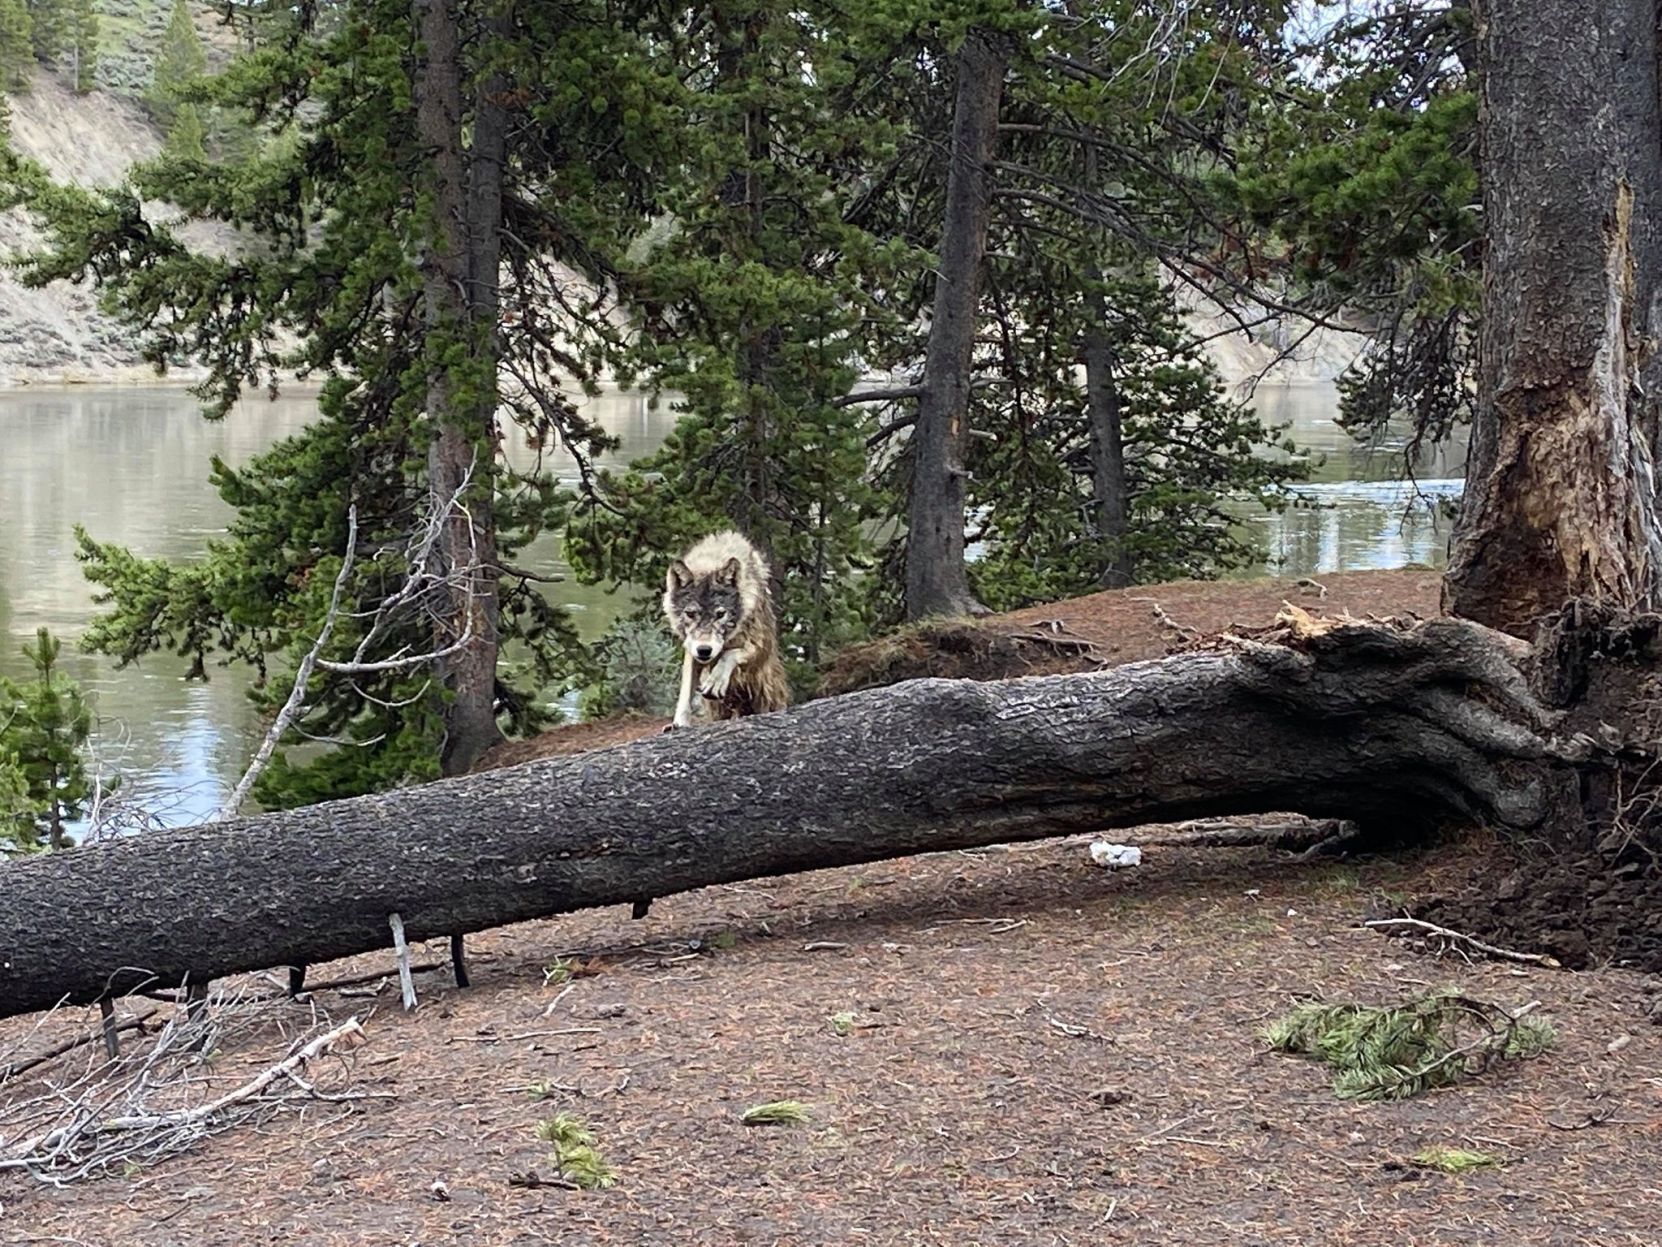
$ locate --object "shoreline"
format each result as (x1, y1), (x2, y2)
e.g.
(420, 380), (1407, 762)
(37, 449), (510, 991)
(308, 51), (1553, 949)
(0, 366), (1354, 397)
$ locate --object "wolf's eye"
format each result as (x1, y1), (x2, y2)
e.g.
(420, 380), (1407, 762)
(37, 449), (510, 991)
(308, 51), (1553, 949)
(714, 609), (729, 621)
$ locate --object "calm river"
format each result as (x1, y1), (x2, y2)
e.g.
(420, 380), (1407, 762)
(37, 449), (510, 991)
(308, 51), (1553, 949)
(0, 382), (1463, 828)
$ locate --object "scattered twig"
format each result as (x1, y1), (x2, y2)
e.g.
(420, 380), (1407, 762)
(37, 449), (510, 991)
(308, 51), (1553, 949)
(1364, 918), (1563, 968)
(94, 1019), (366, 1133)
(1547, 1108), (1617, 1131)
(0, 1009), (156, 1082)
(542, 983), (577, 1017)
(285, 963), (443, 999)
(450, 1028), (604, 1044)
(1045, 1014), (1113, 1043)
(508, 1170), (583, 1191)
(0, 987), (371, 1185)
(1128, 597), (1199, 639)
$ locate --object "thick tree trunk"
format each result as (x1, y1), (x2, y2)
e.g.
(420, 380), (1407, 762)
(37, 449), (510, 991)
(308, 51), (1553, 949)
(1083, 279), (1131, 588)
(415, 0), (503, 774)
(904, 30), (1005, 621)
(718, 11), (788, 615)
(1443, 0), (1662, 636)
(0, 611), (1594, 1020)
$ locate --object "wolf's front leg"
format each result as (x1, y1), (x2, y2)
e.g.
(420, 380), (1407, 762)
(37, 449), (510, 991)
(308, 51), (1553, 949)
(667, 648), (698, 731)
(698, 647), (747, 700)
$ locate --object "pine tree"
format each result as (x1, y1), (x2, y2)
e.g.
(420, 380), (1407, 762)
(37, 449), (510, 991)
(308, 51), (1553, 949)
(164, 100), (206, 160)
(564, 0), (918, 679)
(0, 747), (31, 854)
(0, 628), (93, 850)
(148, 0), (205, 127)
(23, 0), (61, 62)
(5, 0), (683, 803)
(0, 0), (32, 91)
(65, 0), (95, 91)
(1226, 3), (1477, 447)
(960, 1), (1309, 603)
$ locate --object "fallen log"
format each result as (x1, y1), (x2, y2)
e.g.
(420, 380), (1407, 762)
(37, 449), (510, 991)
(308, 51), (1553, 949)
(0, 611), (1599, 1020)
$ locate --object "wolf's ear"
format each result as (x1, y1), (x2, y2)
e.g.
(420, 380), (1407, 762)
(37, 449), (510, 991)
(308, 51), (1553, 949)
(666, 559), (691, 591)
(718, 556), (742, 584)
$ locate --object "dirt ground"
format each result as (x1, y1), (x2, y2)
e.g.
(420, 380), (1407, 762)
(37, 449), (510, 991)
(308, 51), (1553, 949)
(4, 841), (1660, 1246)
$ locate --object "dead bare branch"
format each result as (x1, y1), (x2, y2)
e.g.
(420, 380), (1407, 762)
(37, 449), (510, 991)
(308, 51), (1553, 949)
(1364, 917), (1564, 969)
(0, 985), (375, 1186)
(215, 505), (361, 822)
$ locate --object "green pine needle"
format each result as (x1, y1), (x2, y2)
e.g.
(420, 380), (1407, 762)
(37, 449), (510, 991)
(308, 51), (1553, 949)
(742, 1100), (812, 1126)
(1413, 1145), (1500, 1173)
(535, 1111), (595, 1149)
(534, 1113), (615, 1189)
(1263, 991), (1553, 1101)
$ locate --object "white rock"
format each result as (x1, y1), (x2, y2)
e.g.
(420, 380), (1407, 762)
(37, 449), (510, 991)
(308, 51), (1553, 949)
(1089, 842), (1142, 869)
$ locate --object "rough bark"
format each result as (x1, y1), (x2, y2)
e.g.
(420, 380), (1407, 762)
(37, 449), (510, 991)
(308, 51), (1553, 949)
(1083, 279), (1131, 588)
(1443, 0), (1662, 636)
(415, 0), (503, 775)
(0, 611), (1592, 1020)
(905, 30), (1005, 621)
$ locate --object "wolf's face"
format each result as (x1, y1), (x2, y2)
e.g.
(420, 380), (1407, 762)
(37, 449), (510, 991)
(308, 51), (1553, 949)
(666, 557), (744, 662)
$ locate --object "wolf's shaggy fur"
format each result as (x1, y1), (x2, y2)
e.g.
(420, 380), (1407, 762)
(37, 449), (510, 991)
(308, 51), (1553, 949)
(662, 530), (790, 729)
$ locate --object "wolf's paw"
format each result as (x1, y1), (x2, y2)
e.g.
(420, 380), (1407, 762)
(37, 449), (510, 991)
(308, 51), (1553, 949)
(699, 653), (740, 699)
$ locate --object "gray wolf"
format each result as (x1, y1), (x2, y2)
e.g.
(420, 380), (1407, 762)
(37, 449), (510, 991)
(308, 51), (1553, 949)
(661, 530), (791, 730)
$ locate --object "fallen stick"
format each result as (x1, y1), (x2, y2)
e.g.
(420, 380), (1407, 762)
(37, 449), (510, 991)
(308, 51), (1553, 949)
(95, 1018), (367, 1132)
(1363, 918), (1563, 968)
(243, 962), (445, 1002)
(0, 1008), (157, 1081)
(2, 1018), (368, 1168)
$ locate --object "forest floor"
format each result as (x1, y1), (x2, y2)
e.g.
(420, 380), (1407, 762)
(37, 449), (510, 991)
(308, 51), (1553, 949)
(8, 566), (1661, 1246)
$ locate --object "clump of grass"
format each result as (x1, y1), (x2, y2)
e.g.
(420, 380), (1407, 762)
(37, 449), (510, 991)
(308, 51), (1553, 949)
(543, 957), (577, 986)
(1413, 1145), (1500, 1173)
(742, 1100), (812, 1126)
(535, 1113), (616, 1189)
(829, 1011), (857, 1036)
(536, 1111), (594, 1149)
(1314, 865), (1361, 894)
(708, 930), (738, 951)
(1263, 991), (1555, 1101)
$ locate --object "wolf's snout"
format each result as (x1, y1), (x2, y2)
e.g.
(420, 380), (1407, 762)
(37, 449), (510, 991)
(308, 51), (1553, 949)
(694, 643), (715, 661)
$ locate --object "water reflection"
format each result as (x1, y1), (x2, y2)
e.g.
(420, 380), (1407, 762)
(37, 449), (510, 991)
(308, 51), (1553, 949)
(0, 380), (1463, 829)
(1231, 385), (1467, 578)
(0, 383), (679, 828)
